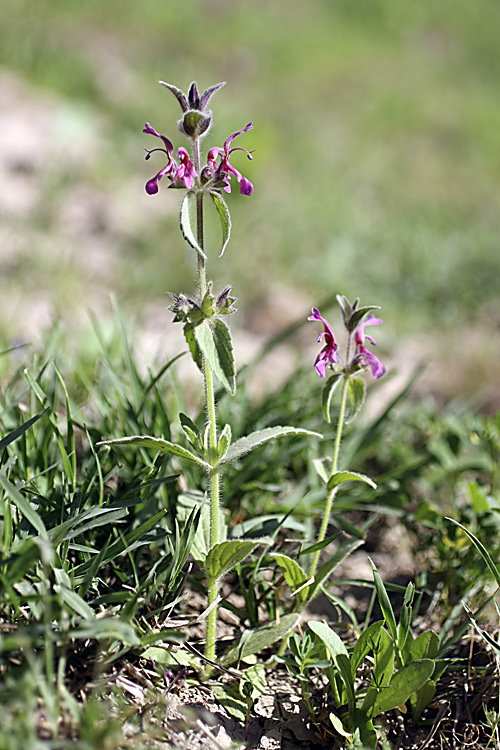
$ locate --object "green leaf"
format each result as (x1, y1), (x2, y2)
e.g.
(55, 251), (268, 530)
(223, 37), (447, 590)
(211, 684), (247, 722)
(210, 190), (231, 257)
(371, 627), (395, 688)
(309, 620), (354, 708)
(54, 586), (96, 620)
(217, 423), (232, 460)
(72, 617), (140, 646)
(327, 470), (376, 493)
(309, 621), (349, 662)
(0, 408), (49, 452)
(406, 630), (440, 663)
(345, 377), (366, 424)
(322, 373), (343, 423)
(372, 660), (434, 716)
(347, 306), (381, 333)
(307, 538), (364, 600)
(351, 620), (384, 676)
(195, 317), (236, 396)
(468, 481), (489, 513)
(271, 553), (310, 603)
(446, 518), (500, 589)
(179, 191), (206, 259)
(97, 435), (208, 469)
(0, 472), (48, 538)
(222, 426), (322, 464)
(299, 533), (342, 556)
(221, 613), (300, 667)
(312, 458), (330, 483)
(369, 558), (397, 643)
(409, 680), (436, 722)
(183, 322), (203, 371)
(205, 538), (272, 581)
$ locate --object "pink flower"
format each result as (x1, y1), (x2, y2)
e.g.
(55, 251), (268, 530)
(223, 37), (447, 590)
(143, 125), (197, 193)
(308, 307), (338, 378)
(207, 123), (254, 196)
(355, 315), (385, 379)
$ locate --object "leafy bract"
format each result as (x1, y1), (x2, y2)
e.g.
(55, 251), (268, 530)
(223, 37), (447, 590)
(210, 190), (231, 257)
(180, 191), (206, 259)
(97, 435), (208, 469)
(195, 317), (236, 396)
(322, 373), (343, 423)
(345, 377), (366, 424)
(205, 538), (273, 581)
(221, 426), (322, 464)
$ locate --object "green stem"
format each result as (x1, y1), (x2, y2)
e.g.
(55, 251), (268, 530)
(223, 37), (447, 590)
(192, 137), (220, 668)
(309, 374), (350, 578)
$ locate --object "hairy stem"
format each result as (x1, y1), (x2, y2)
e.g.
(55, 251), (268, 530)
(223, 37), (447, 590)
(192, 137), (220, 667)
(310, 374), (349, 578)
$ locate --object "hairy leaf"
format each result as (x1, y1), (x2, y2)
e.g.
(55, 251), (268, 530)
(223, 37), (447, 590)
(97, 435), (208, 468)
(195, 317), (236, 396)
(222, 426), (322, 464)
(205, 538), (272, 581)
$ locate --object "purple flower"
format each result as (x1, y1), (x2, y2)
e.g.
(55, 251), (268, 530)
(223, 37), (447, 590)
(171, 147), (197, 190)
(207, 123), (254, 196)
(355, 315), (385, 379)
(143, 124), (197, 194)
(308, 307), (338, 378)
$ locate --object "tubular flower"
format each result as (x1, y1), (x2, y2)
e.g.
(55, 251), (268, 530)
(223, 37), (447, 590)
(143, 125), (197, 194)
(207, 123), (254, 196)
(308, 307), (338, 378)
(354, 315), (385, 379)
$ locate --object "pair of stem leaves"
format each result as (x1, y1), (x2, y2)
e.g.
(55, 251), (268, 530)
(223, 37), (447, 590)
(100, 424), (321, 585)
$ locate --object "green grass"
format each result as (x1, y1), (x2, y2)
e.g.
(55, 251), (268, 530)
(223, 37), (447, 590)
(1, 313), (500, 746)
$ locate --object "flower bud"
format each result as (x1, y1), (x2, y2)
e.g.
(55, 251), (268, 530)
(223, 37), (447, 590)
(179, 109), (212, 138)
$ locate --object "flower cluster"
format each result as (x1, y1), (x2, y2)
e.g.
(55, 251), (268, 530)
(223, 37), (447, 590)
(143, 122), (254, 196)
(309, 305), (385, 380)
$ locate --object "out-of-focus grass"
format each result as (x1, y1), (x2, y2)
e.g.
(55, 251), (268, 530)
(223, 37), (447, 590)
(1, 0), (500, 345)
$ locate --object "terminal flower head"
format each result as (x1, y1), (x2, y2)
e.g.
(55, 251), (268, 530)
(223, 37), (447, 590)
(207, 123), (254, 196)
(354, 315), (385, 379)
(308, 307), (338, 378)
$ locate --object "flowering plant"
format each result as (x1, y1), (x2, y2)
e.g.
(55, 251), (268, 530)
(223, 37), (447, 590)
(98, 80), (320, 673)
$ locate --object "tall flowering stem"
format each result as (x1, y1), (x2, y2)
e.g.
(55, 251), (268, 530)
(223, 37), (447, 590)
(140, 82), (255, 670)
(191, 135), (220, 665)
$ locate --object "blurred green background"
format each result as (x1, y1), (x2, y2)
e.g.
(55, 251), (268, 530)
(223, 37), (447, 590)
(1, 0), (500, 402)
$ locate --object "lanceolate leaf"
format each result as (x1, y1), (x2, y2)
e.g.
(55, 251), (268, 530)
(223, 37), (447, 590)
(222, 426), (322, 465)
(180, 191), (207, 259)
(327, 471), (376, 493)
(307, 538), (364, 600)
(345, 377), (366, 424)
(205, 538), (273, 581)
(322, 373), (343, 423)
(97, 435), (208, 469)
(271, 553), (310, 603)
(0, 408), (49, 452)
(372, 660), (434, 717)
(183, 323), (203, 371)
(195, 317), (236, 396)
(210, 190), (231, 257)
(221, 613), (300, 667)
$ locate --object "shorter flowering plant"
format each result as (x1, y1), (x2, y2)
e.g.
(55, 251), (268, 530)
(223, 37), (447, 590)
(306, 295), (386, 577)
